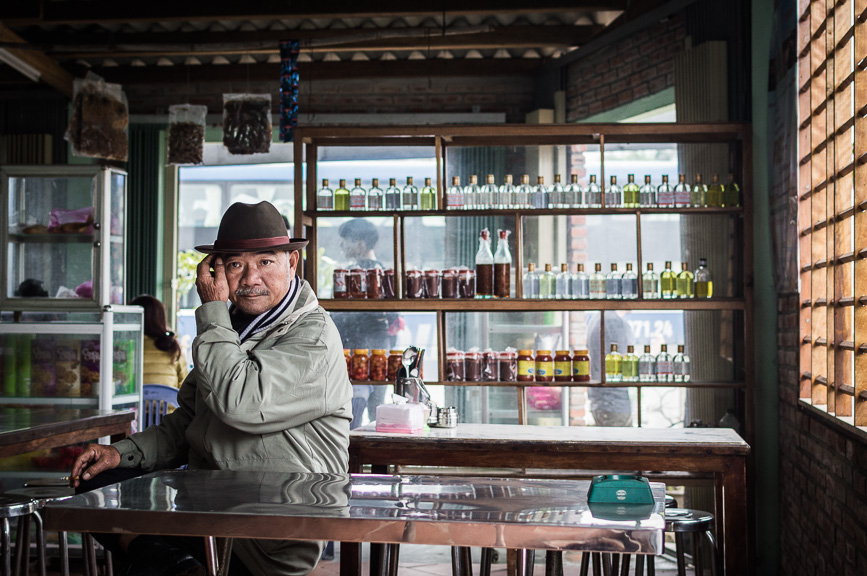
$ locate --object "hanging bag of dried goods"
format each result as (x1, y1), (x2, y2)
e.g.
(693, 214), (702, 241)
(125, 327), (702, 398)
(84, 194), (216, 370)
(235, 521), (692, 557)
(167, 104), (207, 165)
(66, 71), (129, 161)
(222, 93), (272, 155)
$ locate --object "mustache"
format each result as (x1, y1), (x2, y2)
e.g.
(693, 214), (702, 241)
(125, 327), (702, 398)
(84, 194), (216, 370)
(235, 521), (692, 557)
(235, 287), (270, 296)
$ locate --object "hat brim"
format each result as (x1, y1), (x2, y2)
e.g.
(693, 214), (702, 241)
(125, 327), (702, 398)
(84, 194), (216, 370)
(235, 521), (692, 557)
(195, 238), (309, 254)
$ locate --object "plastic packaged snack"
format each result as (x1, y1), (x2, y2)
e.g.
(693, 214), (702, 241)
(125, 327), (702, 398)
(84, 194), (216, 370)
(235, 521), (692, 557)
(167, 104), (207, 165)
(222, 93), (272, 155)
(66, 72), (129, 161)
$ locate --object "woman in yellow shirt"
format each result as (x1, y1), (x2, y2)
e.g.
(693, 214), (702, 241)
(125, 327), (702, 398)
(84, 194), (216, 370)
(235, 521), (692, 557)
(130, 294), (188, 388)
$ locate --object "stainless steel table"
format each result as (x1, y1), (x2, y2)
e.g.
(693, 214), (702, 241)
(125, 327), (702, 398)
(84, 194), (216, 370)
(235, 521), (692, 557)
(42, 470), (665, 576)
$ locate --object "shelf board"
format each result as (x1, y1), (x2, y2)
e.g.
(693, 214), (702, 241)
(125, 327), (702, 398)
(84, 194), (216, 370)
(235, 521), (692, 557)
(8, 232), (94, 243)
(321, 298), (745, 311)
(307, 207), (743, 218)
(350, 380), (745, 389)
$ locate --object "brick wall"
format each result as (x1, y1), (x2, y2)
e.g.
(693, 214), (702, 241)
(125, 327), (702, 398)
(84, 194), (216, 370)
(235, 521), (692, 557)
(777, 293), (867, 575)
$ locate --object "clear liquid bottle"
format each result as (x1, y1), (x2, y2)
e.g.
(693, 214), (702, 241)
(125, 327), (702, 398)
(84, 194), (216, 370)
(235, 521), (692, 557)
(532, 176), (549, 209)
(540, 264), (556, 299)
(586, 174), (602, 208)
(317, 178), (334, 210)
(499, 174), (515, 209)
(550, 174), (564, 208)
(555, 263), (571, 299)
(606, 263), (622, 300)
(676, 261), (695, 298)
(447, 176), (463, 210)
(572, 263), (590, 299)
(621, 263), (639, 299)
(589, 263), (606, 299)
(673, 344), (691, 382)
(402, 176), (419, 210)
(420, 177), (436, 210)
(493, 229), (512, 299)
(706, 173), (723, 207)
(655, 344), (673, 382)
(367, 178), (384, 210)
(334, 179), (350, 211)
(642, 262), (659, 299)
(523, 263), (540, 299)
(349, 178), (367, 211)
(567, 174), (584, 208)
(622, 345), (640, 382)
(657, 175), (674, 207)
(605, 343), (623, 382)
(638, 345), (656, 382)
(690, 173), (707, 207)
(475, 228), (494, 298)
(673, 173), (690, 208)
(639, 175), (655, 207)
(724, 172), (741, 207)
(694, 257), (713, 298)
(385, 178), (401, 210)
(622, 174), (640, 208)
(464, 175), (480, 210)
(517, 174), (533, 208)
(604, 175), (621, 208)
(660, 260), (677, 299)
(481, 174), (498, 210)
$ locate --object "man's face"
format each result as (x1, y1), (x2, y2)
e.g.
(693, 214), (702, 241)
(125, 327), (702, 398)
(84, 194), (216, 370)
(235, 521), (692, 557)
(223, 250), (299, 315)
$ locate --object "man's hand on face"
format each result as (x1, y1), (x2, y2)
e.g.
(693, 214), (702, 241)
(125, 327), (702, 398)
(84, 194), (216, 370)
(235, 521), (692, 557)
(196, 254), (230, 303)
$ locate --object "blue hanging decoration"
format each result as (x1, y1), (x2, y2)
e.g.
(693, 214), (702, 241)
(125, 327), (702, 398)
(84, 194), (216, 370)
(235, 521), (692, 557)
(279, 40), (300, 142)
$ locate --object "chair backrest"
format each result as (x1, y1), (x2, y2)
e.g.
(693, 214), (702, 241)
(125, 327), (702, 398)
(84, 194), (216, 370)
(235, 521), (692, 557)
(142, 384), (179, 428)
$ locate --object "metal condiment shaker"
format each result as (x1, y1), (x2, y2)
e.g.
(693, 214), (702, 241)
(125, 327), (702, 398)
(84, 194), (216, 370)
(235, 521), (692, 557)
(437, 406), (458, 428)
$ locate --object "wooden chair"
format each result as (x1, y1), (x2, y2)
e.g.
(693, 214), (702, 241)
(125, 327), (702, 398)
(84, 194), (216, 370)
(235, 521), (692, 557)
(142, 384), (179, 428)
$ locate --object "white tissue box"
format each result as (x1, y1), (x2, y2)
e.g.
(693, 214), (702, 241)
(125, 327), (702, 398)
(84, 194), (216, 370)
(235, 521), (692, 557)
(375, 402), (425, 433)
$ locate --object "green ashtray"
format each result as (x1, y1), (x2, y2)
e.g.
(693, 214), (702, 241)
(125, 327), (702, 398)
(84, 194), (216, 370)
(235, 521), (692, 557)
(587, 474), (654, 505)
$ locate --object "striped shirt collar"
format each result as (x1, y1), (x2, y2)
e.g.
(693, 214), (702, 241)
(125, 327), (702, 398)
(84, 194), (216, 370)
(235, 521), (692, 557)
(230, 277), (300, 343)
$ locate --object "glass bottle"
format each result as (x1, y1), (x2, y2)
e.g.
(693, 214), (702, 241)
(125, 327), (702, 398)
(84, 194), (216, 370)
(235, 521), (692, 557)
(447, 176), (463, 210)
(638, 345), (656, 382)
(676, 261), (695, 298)
(572, 263), (590, 299)
(573, 349), (591, 382)
(334, 179), (350, 211)
(567, 174), (584, 208)
(724, 172), (741, 207)
(317, 178), (334, 210)
(420, 177), (436, 210)
(694, 257), (713, 298)
(660, 260), (677, 299)
(534, 350), (554, 382)
(532, 176), (548, 209)
(642, 262), (659, 299)
(550, 174), (564, 208)
(606, 263), (622, 300)
(349, 178), (366, 211)
(673, 344), (691, 382)
(605, 343), (622, 382)
(523, 263), (540, 299)
(622, 174), (640, 208)
(656, 175), (674, 207)
(621, 263), (639, 299)
(367, 178), (384, 210)
(499, 174), (515, 209)
(655, 344), (673, 382)
(493, 229), (512, 298)
(517, 174), (532, 208)
(464, 174), (480, 210)
(475, 228), (494, 298)
(706, 173), (723, 207)
(385, 177), (401, 210)
(639, 174), (655, 207)
(555, 263), (571, 299)
(589, 263), (606, 299)
(540, 264), (556, 299)
(586, 174), (602, 208)
(604, 175), (621, 208)
(673, 173), (690, 208)
(402, 176), (419, 210)
(622, 345), (639, 382)
(690, 173), (707, 207)
(481, 174), (498, 210)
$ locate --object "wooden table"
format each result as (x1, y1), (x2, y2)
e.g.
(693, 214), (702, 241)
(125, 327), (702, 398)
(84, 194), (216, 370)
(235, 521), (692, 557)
(0, 407), (134, 458)
(349, 423), (750, 576)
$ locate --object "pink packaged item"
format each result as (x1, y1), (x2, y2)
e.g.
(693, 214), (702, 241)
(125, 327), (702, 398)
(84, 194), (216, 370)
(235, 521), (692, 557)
(375, 402), (425, 433)
(526, 387), (562, 410)
(48, 206), (94, 234)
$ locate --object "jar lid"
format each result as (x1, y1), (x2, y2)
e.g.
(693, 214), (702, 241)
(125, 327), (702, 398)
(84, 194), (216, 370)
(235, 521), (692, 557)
(555, 350), (570, 355)
(465, 351), (481, 359)
(343, 349), (351, 354)
(499, 351), (517, 358)
(334, 268), (348, 273)
(366, 268), (382, 275)
(389, 349), (402, 355)
(447, 350), (465, 357)
(536, 350), (552, 355)
(372, 349), (387, 354)
(384, 268), (395, 274)
(518, 349), (534, 356)
(574, 349), (589, 355)
(425, 269), (440, 275)
(349, 267), (364, 273)
(353, 349), (369, 354)
(443, 268), (458, 276)
(406, 269), (422, 276)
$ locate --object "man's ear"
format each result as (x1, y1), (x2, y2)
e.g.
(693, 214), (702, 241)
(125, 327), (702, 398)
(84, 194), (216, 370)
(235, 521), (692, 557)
(288, 250), (300, 272)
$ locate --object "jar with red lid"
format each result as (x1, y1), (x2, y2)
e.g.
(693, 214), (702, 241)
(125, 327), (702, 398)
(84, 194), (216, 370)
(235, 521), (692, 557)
(441, 268), (458, 298)
(423, 269), (441, 298)
(572, 350), (591, 382)
(344, 349), (351, 378)
(464, 350), (482, 382)
(387, 350), (403, 381)
(446, 350), (465, 381)
(534, 350), (554, 382)
(348, 268), (366, 299)
(499, 351), (517, 382)
(369, 349), (388, 381)
(405, 270), (424, 298)
(334, 269), (348, 299)
(383, 269), (396, 299)
(554, 350), (572, 382)
(366, 268), (383, 299)
(517, 349), (535, 382)
(458, 269), (476, 298)
(351, 349), (370, 380)
(482, 348), (498, 381)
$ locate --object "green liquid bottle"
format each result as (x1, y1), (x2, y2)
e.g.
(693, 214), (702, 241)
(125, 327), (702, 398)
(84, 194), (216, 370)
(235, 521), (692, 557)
(706, 173), (724, 207)
(724, 173), (741, 207)
(540, 264), (556, 299)
(622, 174), (640, 208)
(420, 177), (436, 210)
(622, 345), (639, 382)
(17, 334), (32, 397)
(334, 179), (350, 211)
(690, 173), (707, 207)
(660, 260), (677, 299)
(695, 257), (713, 298)
(676, 262), (695, 298)
(605, 343), (623, 382)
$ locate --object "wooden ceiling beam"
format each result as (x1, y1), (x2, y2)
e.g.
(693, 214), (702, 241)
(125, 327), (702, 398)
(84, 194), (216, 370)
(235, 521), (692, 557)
(0, 22), (73, 98)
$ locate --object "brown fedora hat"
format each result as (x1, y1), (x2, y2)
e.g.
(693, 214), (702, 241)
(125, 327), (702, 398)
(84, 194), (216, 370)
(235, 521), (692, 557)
(195, 201), (309, 254)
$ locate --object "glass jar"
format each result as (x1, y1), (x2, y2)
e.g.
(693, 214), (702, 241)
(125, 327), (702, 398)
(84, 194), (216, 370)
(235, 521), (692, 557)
(387, 350), (403, 381)
(573, 350), (591, 382)
(482, 348), (498, 381)
(369, 349), (388, 381)
(446, 350), (465, 381)
(517, 349), (535, 382)
(333, 269), (348, 299)
(348, 268), (366, 299)
(366, 268), (383, 299)
(498, 351), (517, 382)
(458, 269), (476, 298)
(554, 350), (572, 382)
(405, 270), (424, 298)
(351, 349), (370, 380)
(423, 269), (441, 298)
(534, 350), (554, 382)
(441, 268), (458, 298)
(383, 269), (396, 299)
(464, 351), (482, 382)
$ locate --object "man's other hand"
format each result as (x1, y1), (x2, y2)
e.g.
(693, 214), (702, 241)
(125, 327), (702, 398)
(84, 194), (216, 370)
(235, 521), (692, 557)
(69, 444), (121, 488)
(196, 254), (230, 303)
